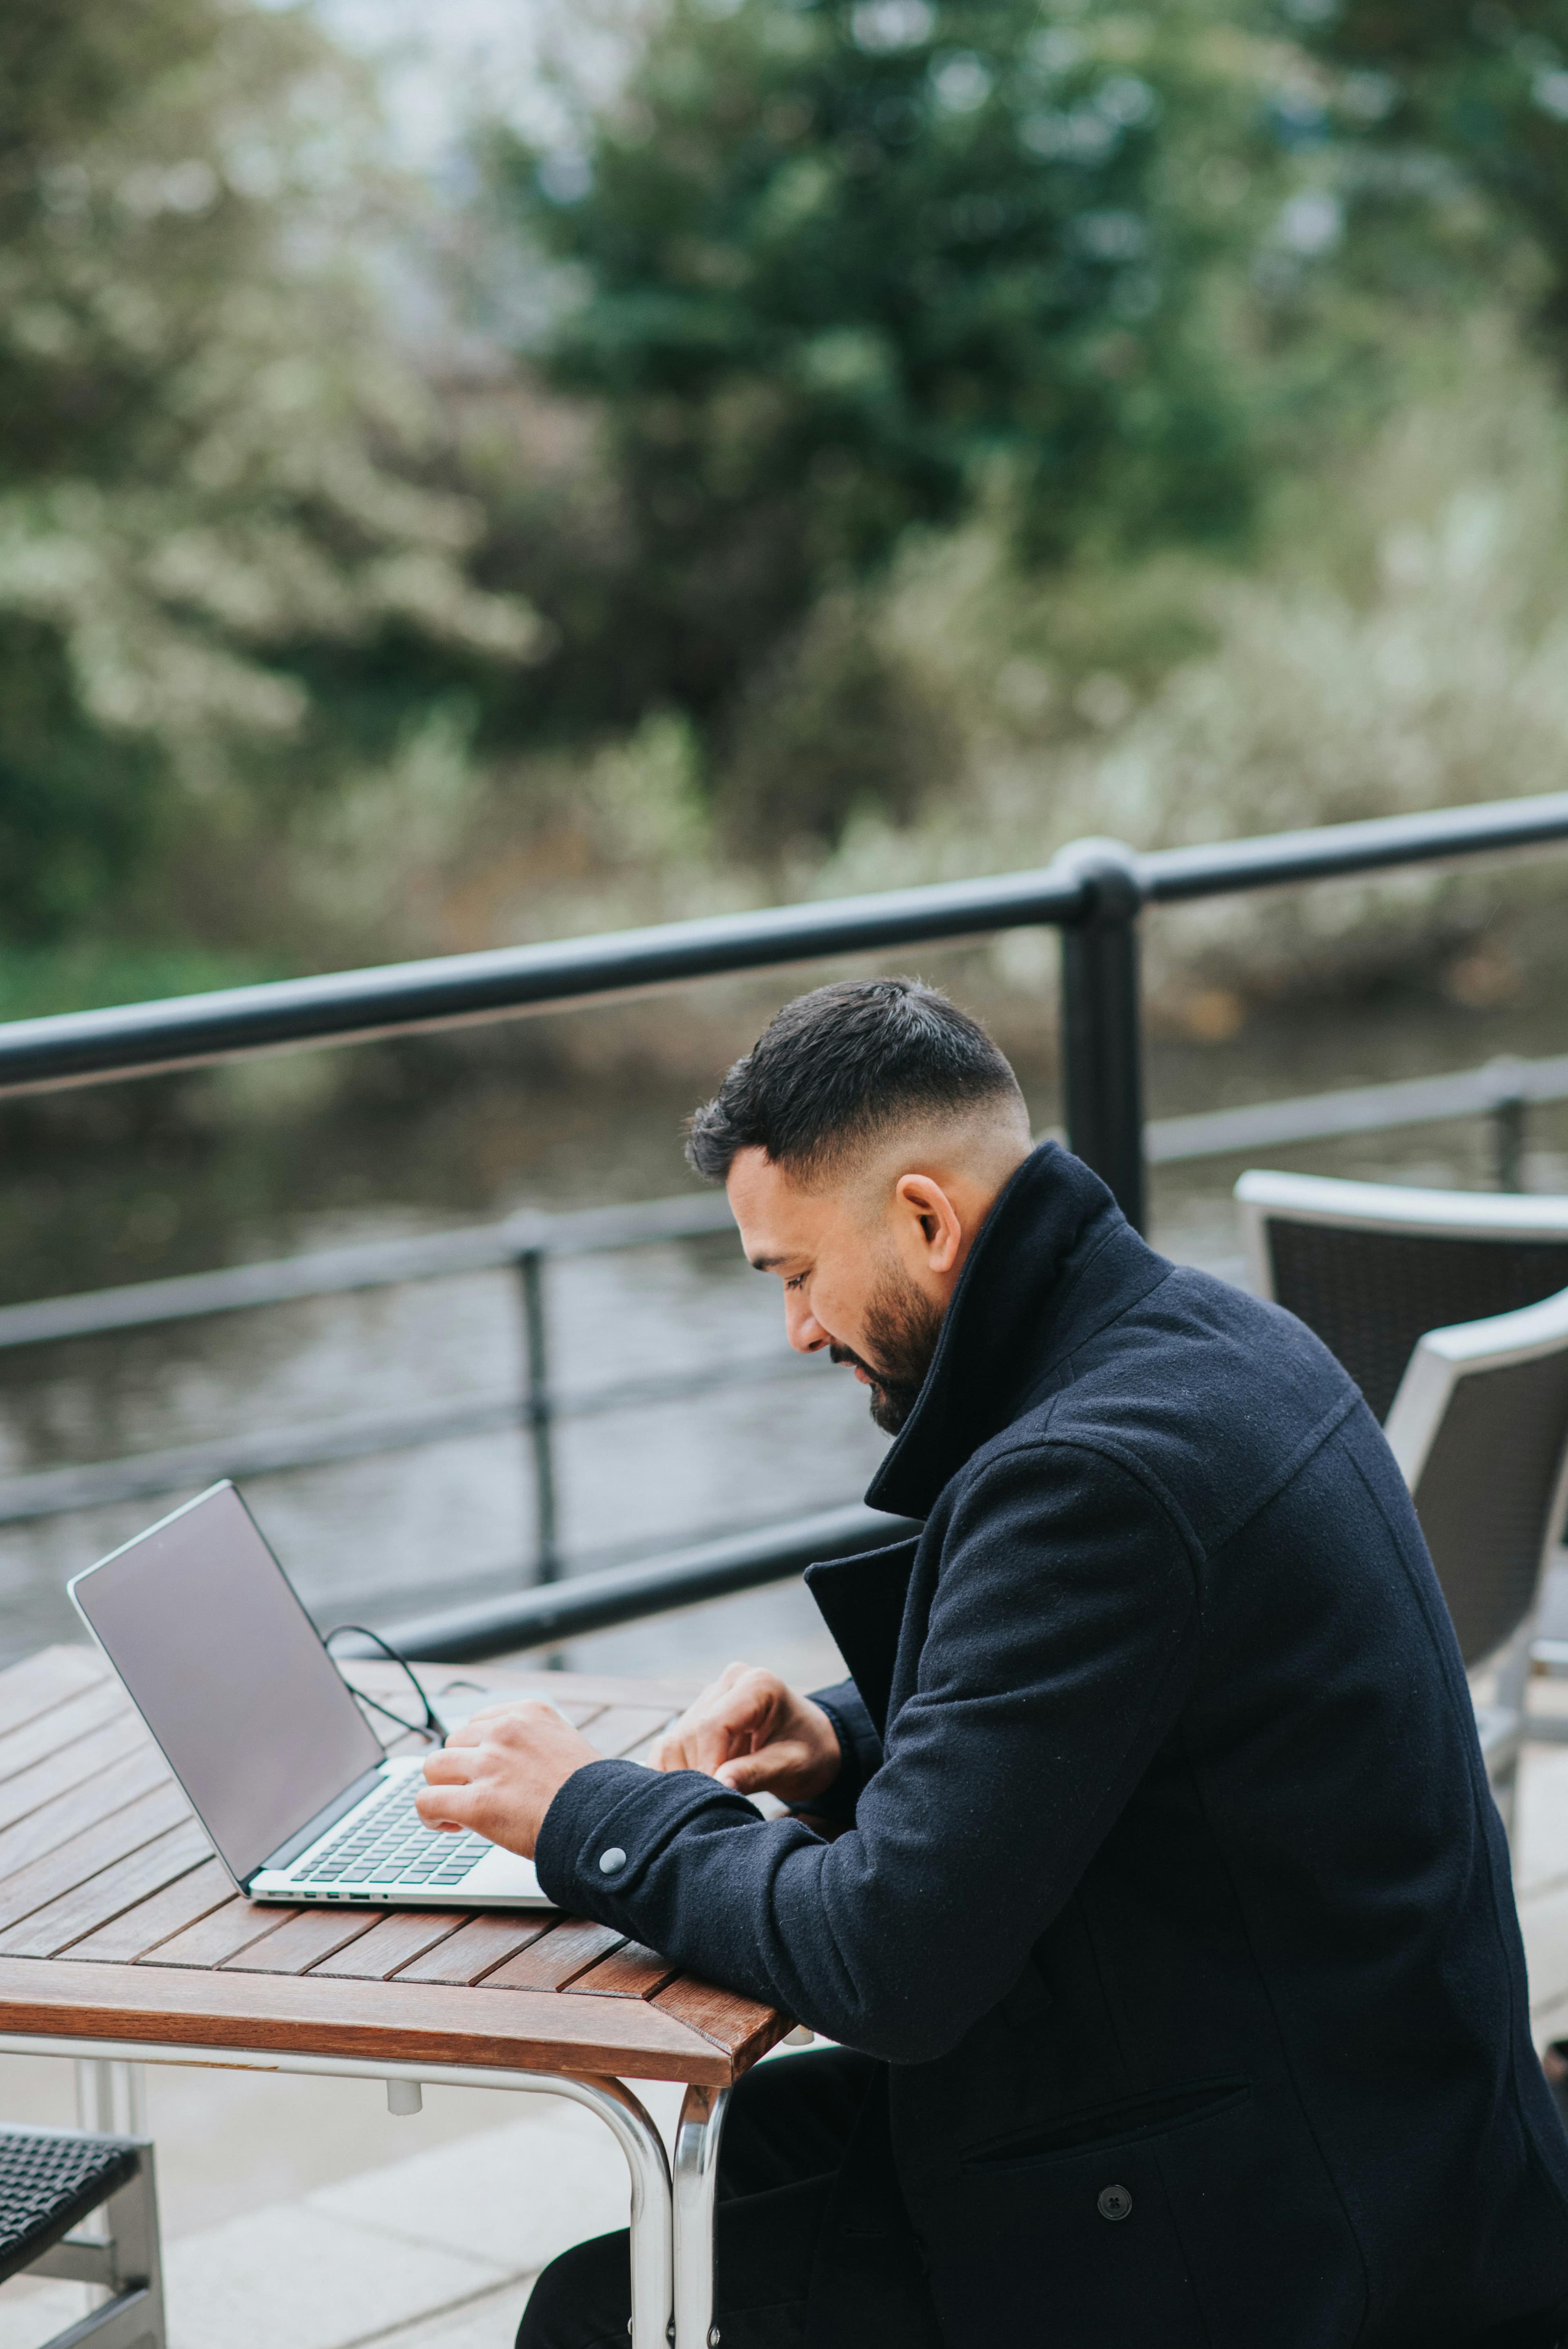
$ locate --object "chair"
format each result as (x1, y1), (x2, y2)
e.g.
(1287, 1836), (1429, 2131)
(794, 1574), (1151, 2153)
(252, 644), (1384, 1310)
(0, 2126), (165, 2348)
(1380, 1285), (1568, 1837)
(1234, 1171), (1568, 1423)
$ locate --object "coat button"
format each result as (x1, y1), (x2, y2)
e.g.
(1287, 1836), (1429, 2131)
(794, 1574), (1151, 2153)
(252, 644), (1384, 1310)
(1097, 2183), (1133, 2223)
(598, 1847), (627, 1874)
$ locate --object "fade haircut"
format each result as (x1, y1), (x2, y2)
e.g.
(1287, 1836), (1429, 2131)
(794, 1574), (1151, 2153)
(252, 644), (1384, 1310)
(685, 978), (1025, 1187)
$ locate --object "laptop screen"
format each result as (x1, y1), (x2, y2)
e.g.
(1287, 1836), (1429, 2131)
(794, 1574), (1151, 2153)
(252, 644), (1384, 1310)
(70, 1482), (383, 1885)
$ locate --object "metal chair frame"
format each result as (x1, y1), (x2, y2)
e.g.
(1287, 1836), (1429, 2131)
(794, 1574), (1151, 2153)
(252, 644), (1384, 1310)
(0, 2127), (164, 2349)
(1380, 1286), (1568, 1838)
(1236, 1173), (1568, 1416)
(1241, 1174), (1568, 1409)
(1234, 1173), (1568, 1843)
(1237, 1172), (1568, 1268)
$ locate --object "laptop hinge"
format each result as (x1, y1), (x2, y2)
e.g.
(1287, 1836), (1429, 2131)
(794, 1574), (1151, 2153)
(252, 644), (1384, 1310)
(254, 1763), (384, 1883)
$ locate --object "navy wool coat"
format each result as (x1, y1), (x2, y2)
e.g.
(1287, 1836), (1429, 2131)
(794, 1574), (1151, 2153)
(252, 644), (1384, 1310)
(537, 1142), (1568, 2349)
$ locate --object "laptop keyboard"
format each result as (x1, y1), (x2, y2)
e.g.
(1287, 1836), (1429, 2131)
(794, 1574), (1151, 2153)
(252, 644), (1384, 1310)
(304, 1774), (490, 1889)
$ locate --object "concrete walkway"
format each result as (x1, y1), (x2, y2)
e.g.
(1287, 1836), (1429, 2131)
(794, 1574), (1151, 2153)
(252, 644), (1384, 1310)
(7, 1721), (1568, 2349)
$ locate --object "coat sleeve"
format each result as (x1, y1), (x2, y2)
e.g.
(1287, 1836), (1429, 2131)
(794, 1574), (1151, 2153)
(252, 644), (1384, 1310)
(534, 1440), (1200, 2061)
(804, 1678), (882, 1824)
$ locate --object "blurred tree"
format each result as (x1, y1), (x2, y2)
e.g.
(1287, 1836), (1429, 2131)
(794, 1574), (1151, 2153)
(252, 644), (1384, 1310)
(490, 0), (1284, 741)
(0, 0), (537, 946)
(1289, 1), (1568, 341)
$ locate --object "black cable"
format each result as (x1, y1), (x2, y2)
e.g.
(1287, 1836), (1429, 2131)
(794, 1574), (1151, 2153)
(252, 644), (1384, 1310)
(325, 1626), (448, 1744)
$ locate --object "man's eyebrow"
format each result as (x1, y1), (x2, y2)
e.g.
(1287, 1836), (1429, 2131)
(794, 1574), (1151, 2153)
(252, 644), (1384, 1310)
(748, 1251), (795, 1274)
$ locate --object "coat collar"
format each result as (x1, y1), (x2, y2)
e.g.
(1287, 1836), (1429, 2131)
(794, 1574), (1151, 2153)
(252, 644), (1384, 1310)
(863, 1141), (1169, 1522)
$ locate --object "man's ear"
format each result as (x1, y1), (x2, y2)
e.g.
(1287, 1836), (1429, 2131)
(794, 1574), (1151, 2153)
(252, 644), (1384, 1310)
(892, 1172), (964, 1274)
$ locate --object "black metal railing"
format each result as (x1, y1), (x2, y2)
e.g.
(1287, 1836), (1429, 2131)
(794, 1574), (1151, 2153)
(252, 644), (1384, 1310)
(2, 791), (1567, 1659)
(5, 791), (1568, 1238)
(3, 1044), (1566, 1552)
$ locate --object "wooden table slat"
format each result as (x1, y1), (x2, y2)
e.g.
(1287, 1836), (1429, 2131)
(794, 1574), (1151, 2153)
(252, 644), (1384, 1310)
(389, 1913), (557, 1987)
(222, 1908), (380, 1976)
(420, 1689), (604, 1734)
(143, 1897), (289, 1972)
(0, 1743), (172, 1889)
(0, 1681), (131, 1793)
(0, 1952), (737, 2082)
(0, 1781), (197, 1936)
(0, 1714), (156, 1840)
(65, 1857), (235, 1965)
(652, 1977), (791, 2071)
(550, 1702), (605, 1730)
(308, 1910), (469, 1981)
(573, 1942), (682, 2000)
(420, 1665), (702, 1712)
(482, 1919), (626, 1993)
(0, 1648), (107, 1742)
(0, 1819), (214, 1958)
(579, 1707), (677, 1760)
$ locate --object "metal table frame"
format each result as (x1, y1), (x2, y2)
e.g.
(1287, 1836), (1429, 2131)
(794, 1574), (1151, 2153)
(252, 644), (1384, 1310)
(0, 2041), (732, 2349)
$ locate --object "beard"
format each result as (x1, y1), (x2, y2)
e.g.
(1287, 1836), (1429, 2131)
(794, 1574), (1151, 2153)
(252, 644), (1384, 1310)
(829, 1267), (945, 1436)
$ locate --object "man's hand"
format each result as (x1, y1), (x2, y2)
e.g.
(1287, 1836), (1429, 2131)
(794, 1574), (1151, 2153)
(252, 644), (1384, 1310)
(416, 1703), (601, 1859)
(648, 1663), (841, 1803)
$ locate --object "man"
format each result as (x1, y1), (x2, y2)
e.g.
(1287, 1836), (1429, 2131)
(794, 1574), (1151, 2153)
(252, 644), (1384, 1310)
(420, 977), (1568, 2349)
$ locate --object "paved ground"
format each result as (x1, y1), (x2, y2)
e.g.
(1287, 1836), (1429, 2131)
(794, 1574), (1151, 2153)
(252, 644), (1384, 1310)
(6, 1628), (1568, 2347)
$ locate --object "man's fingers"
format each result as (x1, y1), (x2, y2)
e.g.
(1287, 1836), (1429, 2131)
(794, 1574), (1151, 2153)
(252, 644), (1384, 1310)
(415, 1781), (481, 1830)
(657, 1706), (755, 1777)
(421, 1748), (479, 1785)
(715, 1741), (805, 1795)
(652, 1667), (786, 1775)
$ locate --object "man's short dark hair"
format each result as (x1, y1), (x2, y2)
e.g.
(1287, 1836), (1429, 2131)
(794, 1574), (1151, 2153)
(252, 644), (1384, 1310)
(685, 978), (1024, 1185)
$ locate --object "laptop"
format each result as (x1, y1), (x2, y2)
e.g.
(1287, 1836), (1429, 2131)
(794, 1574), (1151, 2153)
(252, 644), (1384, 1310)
(69, 1481), (550, 1909)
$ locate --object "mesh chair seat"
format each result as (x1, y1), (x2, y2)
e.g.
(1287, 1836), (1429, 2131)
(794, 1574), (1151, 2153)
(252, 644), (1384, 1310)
(1235, 1173), (1568, 1423)
(0, 2124), (165, 2348)
(0, 2129), (140, 2286)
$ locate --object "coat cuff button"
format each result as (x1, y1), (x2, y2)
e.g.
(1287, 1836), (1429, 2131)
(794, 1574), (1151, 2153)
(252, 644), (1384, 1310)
(1097, 2184), (1133, 2222)
(598, 1847), (628, 1875)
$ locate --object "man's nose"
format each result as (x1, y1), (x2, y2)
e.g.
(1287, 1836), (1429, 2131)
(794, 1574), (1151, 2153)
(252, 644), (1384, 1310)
(784, 1289), (830, 1354)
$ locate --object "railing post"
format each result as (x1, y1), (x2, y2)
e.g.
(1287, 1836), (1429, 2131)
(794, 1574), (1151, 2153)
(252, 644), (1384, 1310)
(1484, 1056), (1528, 1192)
(1056, 839), (1147, 1234)
(516, 1244), (560, 1583)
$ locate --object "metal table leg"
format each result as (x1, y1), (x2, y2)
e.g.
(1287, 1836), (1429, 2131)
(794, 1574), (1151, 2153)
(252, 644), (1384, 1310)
(74, 2058), (146, 2136)
(572, 2076), (674, 2349)
(6, 2036), (675, 2349)
(673, 2082), (730, 2349)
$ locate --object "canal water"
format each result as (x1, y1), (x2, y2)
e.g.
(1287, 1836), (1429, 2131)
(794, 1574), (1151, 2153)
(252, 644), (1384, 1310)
(2, 960), (1564, 1680)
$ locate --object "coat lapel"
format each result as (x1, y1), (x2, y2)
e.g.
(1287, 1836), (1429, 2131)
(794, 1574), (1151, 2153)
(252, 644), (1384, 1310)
(806, 1538), (920, 1739)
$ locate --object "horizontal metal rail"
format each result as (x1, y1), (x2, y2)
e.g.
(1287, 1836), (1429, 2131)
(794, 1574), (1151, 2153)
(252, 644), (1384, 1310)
(334, 1503), (922, 1663)
(1146, 1050), (1568, 1165)
(3, 1051), (1564, 1360)
(0, 792), (1565, 1098)
(1, 1045), (1564, 1539)
(0, 1352), (820, 1525)
(0, 1193), (736, 1352)
(1136, 794), (1568, 902)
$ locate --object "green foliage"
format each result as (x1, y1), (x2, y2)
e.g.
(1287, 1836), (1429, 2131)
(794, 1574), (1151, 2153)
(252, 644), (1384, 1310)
(1292, 2), (1568, 341)
(493, 0), (1289, 739)
(0, 0), (537, 945)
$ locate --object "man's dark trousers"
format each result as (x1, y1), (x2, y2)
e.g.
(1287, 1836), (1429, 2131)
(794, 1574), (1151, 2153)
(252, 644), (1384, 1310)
(517, 2048), (939, 2349)
(526, 1144), (1568, 2349)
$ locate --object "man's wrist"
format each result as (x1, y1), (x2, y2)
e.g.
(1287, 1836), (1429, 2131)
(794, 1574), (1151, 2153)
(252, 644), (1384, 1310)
(535, 1756), (756, 1911)
(800, 1696), (844, 1798)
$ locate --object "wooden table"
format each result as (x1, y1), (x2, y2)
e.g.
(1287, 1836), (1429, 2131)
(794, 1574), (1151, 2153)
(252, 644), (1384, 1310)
(0, 1645), (792, 2349)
